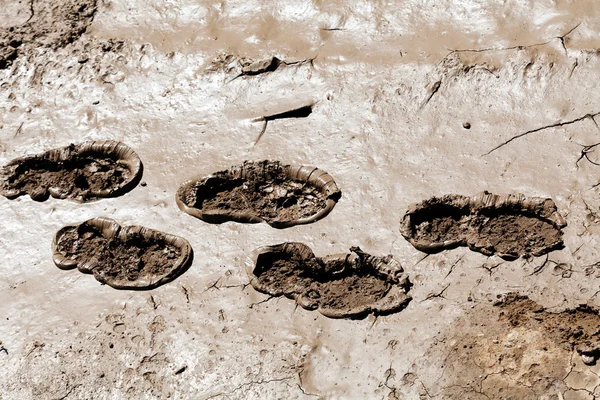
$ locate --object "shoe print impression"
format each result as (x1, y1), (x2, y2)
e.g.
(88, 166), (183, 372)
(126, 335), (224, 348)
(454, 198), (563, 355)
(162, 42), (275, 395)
(176, 160), (341, 228)
(0, 140), (143, 202)
(400, 191), (566, 260)
(246, 242), (412, 319)
(53, 217), (192, 290)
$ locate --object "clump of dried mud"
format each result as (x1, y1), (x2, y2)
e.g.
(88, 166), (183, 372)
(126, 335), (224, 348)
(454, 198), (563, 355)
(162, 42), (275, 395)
(400, 191), (567, 259)
(0, 0), (96, 69)
(0, 141), (143, 202)
(247, 243), (412, 318)
(53, 217), (192, 290)
(176, 160), (341, 228)
(405, 294), (600, 399)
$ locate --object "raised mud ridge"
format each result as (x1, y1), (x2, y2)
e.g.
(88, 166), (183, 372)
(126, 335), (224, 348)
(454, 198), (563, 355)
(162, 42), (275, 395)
(246, 243), (412, 319)
(400, 191), (567, 259)
(1, 0), (97, 69)
(176, 160), (341, 229)
(0, 140), (143, 202)
(53, 217), (193, 290)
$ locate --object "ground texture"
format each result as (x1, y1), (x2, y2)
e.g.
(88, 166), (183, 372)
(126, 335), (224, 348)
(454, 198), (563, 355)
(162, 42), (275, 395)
(2, 0), (600, 399)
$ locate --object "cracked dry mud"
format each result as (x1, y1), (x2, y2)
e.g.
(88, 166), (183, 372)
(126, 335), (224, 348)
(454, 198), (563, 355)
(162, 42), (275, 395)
(0, 140), (142, 202)
(247, 243), (412, 318)
(0, 0), (96, 68)
(176, 160), (341, 228)
(408, 294), (600, 399)
(400, 192), (567, 259)
(53, 217), (192, 290)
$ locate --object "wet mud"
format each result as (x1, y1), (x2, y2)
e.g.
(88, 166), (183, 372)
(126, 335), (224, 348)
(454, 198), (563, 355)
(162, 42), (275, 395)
(409, 294), (600, 399)
(0, 140), (143, 202)
(53, 217), (192, 290)
(176, 160), (341, 229)
(247, 243), (412, 319)
(3, 0), (600, 398)
(0, 0), (96, 69)
(400, 191), (567, 259)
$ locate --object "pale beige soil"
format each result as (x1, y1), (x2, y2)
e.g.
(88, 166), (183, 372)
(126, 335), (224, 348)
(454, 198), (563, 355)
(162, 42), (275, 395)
(3, 0), (600, 399)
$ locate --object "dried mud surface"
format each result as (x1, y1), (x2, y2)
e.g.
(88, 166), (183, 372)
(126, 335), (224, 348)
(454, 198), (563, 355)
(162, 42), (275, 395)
(0, 0), (96, 68)
(177, 160), (341, 228)
(248, 243), (412, 318)
(53, 217), (192, 289)
(404, 294), (600, 399)
(0, 141), (142, 202)
(401, 192), (567, 259)
(3, 0), (600, 398)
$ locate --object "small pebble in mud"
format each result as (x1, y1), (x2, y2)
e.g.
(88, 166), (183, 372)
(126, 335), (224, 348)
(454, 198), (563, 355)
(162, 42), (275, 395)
(463, 122), (471, 129)
(582, 354), (596, 365)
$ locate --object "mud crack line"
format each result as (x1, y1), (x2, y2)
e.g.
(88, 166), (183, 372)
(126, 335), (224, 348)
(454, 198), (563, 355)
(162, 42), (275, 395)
(421, 284), (450, 303)
(253, 103), (314, 146)
(204, 377), (294, 399)
(444, 23), (581, 61)
(56, 384), (82, 400)
(26, 0), (35, 24)
(484, 112), (600, 156)
(419, 80), (442, 110)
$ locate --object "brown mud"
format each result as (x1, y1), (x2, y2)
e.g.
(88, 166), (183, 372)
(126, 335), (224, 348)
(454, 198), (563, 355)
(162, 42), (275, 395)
(400, 192), (567, 259)
(176, 160), (341, 228)
(53, 217), (192, 290)
(3, 0), (600, 398)
(247, 243), (412, 319)
(0, 0), (96, 69)
(0, 140), (143, 202)
(407, 294), (600, 399)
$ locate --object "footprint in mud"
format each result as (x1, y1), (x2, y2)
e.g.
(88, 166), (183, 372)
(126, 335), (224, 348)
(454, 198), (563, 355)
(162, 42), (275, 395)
(400, 191), (566, 259)
(0, 0), (96, 68)
(246, 243), (412, 319)
(176, 160), (341, 229)
(408, 294), (600, 399)
(53, 217), (193, 290)
(0, 140), (143, 202)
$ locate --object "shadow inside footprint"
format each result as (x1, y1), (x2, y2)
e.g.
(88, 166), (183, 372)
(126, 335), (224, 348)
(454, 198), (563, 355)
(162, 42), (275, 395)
(0, 140), (143, 202)
(402, 195), (472, 252)
(246, 243), (412, 319)
(53, 217), (192, 290)
(400, 191), (567, 259)
(176, 160), (341, 228)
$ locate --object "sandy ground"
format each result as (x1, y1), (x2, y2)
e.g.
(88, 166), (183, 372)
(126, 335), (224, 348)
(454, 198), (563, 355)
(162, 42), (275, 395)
(2, 0), (600, 399)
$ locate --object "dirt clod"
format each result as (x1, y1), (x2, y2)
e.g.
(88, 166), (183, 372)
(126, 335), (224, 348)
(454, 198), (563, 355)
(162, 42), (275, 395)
(247, 243), (412, 318)
(176, 160), (341, 228)
(53, 217), (193, 290)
